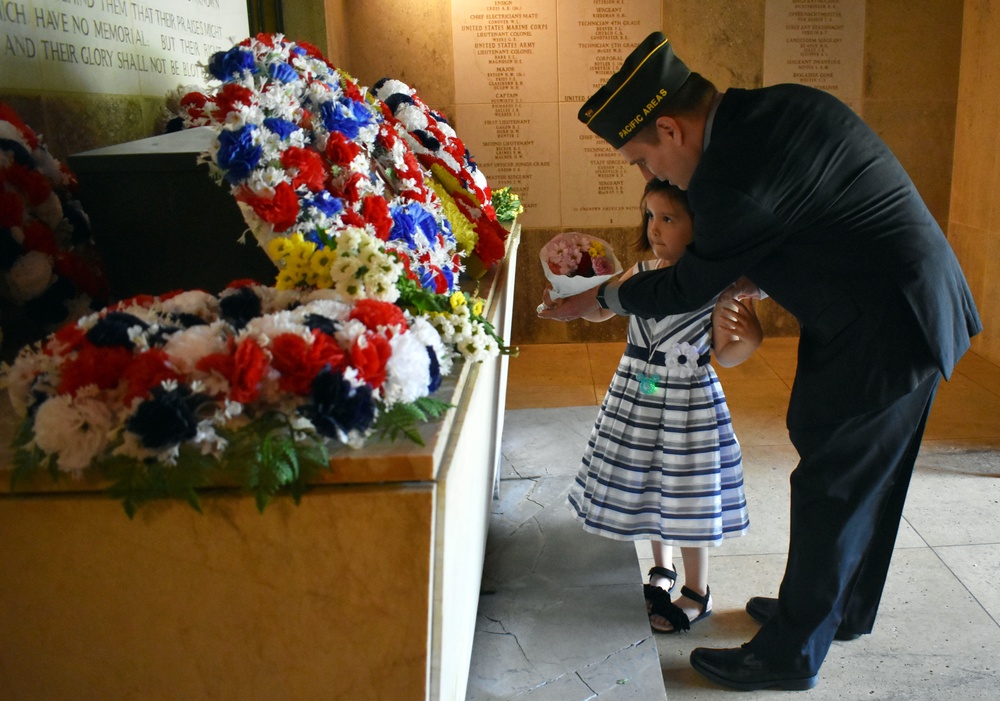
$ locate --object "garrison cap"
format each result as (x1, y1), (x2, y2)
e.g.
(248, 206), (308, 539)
(578, 32), (692, 149)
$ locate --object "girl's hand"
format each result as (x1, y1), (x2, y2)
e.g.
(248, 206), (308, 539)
(716, 297), (763, 346)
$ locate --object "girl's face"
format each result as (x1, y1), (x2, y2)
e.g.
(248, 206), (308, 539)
(643, 190), (693, 265)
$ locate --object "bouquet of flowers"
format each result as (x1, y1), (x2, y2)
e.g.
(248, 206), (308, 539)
(2, 280), (503, 515)
(539, 232), (621, 299)
(0, 103), (110, 348)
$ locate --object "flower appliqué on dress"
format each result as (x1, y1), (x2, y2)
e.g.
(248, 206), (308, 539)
(666, 342), (708, 379)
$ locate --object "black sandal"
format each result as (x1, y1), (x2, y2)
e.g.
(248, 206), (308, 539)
(643, 565), (677, 613)
(649, 585), (712, 634)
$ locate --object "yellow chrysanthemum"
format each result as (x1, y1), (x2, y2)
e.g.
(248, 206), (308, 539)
(588, 241), (605, 258)
(430, 178), (477, 254)
(472, 299), (485, 317)
(450, 291), (467, 310)
(267, 236), (293, 262)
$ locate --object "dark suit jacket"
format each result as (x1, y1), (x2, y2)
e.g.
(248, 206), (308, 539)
(617, 84), (982, 429)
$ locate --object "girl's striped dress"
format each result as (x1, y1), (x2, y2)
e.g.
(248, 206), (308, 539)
(568, 261), (750, 547)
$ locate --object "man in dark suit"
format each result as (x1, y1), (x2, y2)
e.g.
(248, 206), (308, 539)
(539, 32), (982, 690)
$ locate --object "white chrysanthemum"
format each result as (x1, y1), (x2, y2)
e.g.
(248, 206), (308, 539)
(6, 250), (54, 302)
(242, 309), (311, 344)
(193, 419), (228, 457)
(395, 103), (429, 132)
(158, 290), (219, 318)
(407, 314), (453, 377)
(298, 296), (352, 321)
(34, 192), (64, 229)
(383, 331), (431, 405)
(335, 318), (367, 348)
(32, 394), (115, 472)
(162, 323), (229, 374)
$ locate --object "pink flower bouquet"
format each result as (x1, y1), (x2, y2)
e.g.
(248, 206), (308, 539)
(539, 232), (622, 299)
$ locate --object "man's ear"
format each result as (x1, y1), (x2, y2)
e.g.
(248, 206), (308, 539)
(654, 114), (684, 145)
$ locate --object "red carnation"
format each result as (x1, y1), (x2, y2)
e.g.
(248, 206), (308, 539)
(361, 195), (392, 240)
(123, 349), (179, 403)
(213, 84), (256, 119)
(325, 131), (362, 166)
(238, 181), (300, 232)
(281, 147), (328, 192)
(229, 336), (268, 404)
(349, 298), (407, 334)
(270, 331), (346, 395)
(57, 342), (133, 395)
(8, 163), (53, 206)
(0, 190), (25, 227)
(349, 332), (391, 389)
(21, 220), (57, 256)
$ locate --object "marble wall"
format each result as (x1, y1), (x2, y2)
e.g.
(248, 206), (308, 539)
(949, 0), (1000, 366)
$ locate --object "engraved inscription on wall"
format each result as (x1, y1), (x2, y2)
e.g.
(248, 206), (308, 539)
(764, 0), (865, 111)
(1, 0), (248, 96)
(453, 0), (659, 228)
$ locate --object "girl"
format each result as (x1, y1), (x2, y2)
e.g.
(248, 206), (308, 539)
(567, 179), (762, 633)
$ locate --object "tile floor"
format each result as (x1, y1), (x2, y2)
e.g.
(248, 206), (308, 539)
(468, 337), (1000, 700)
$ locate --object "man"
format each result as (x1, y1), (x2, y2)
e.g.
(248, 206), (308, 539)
(540, 32), (981, 691)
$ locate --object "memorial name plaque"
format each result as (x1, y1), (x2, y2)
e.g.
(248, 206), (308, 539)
(453, 0), (658, 227)
(1, 0), (248, 96)
(764, 0), (865, 111)
(559, 0), (658, 228)
(453, 0), (560, 226)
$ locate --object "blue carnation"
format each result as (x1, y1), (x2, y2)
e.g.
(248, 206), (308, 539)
(304, 190), (344, 218)
(268, 61), (298, 83)
(319, 97), (376, 140)
(126, 385), (209, 450)
(216, 125), (262, 185)
(87, 311), (149, 349)
(301, 368), (377, 441)
(418, 265), (437, 292)
(262, 117), (299, 140)
(207, 47), (256, 80)
(426, 347), (442, 393)
(411, 206), (439, 245)
(388, 204), (418, 249)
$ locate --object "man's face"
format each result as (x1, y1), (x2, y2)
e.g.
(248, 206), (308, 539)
(616, 119), (696, 190)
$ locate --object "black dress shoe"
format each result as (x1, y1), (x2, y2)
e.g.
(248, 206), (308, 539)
(745, 596), (864, 641)
(690, 645), (818, 691)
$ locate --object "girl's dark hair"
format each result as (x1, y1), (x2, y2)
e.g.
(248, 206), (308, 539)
(634, 179), (690, 252)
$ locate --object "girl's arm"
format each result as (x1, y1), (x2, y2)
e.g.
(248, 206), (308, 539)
(712, 279), (764, 367)
(580, 263), (639, 322)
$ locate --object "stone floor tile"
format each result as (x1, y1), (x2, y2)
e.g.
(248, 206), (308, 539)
(903, 453), (1000, 546)
(935, 543), (1000, 623)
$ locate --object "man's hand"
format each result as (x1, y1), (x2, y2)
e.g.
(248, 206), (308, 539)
(537, 284), (602, 321)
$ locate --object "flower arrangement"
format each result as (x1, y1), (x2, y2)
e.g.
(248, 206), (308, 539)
(177, 33), (482, 298)
(491, 186), (523, 223)
(0, 103), (110, 349)
(539, 232), (621, 299)
(2, 279), (505, 515)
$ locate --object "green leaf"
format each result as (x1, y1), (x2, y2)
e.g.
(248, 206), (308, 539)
(372, 397), (454, 446)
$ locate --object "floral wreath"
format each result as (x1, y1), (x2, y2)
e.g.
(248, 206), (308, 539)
(178, 33), (472, 298)
(0, 103), (110, 348)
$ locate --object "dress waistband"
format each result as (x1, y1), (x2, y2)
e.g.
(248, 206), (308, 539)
(624, 342), (711, 368)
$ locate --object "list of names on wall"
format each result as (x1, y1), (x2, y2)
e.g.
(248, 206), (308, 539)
(0, 0), (247, 96)
(453, 0), (659, 227)
(453, 0), (559, 225)
(558, 0), (659, 228)
(763, 0), (865, 110)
